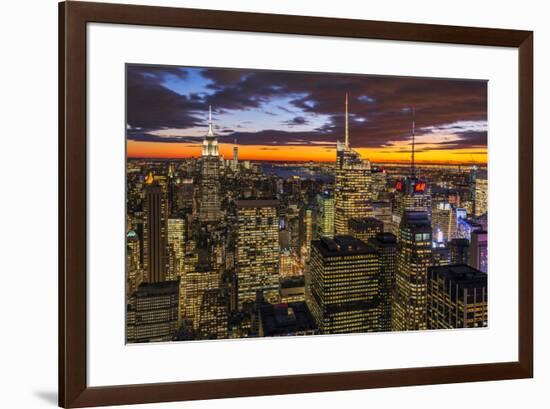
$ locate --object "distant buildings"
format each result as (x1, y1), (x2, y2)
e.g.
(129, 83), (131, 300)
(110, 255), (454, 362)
(307, 235), (380, 334)
(473, 170), (488, 216)
(236, 200), (280, 307)
(393, 211), (432, 331)
(126, 281), (180, 343)
(428, 264), (487, 329)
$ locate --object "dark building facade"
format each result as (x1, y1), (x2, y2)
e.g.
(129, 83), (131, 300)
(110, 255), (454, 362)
(126, 280), (180, 343)
(428, 264), (488, 329)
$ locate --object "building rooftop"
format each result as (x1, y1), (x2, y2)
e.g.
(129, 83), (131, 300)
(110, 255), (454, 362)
(428, 264), (487, 301)
(236, 199), (279, 208)
(259, 302), (317, 336)
(368, 232), (397, 247)
(449, 238), (470, 248)
(402, 211), (431, 228)
(312, 235), (376, 257)
(348, 217), (383, 229)
(134, 280), (179, 297)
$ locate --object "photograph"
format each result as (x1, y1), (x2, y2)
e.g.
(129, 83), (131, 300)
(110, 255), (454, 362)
(125, 64), (489, 343)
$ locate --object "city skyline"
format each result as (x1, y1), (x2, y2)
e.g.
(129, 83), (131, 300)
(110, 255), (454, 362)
(126, 64), (488, 343)
(127, 65), (488, 164)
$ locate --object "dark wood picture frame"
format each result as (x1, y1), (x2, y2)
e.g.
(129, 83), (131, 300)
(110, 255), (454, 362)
(59, 1), (533, 407)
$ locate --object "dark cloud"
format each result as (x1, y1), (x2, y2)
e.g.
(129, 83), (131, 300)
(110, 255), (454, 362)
(126, 65), (203, 132)
(282, 116), (309, 127)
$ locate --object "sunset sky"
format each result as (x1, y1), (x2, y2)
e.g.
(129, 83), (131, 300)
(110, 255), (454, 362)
(126, 65), (488, 164)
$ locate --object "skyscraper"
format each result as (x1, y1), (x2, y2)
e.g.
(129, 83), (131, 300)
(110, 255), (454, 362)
(198, 106), (222, 222)
(166, 217), (185, 280)
(469, 230), (488, 272)
(334, 94), (372, 235)
(428, 264), (487, 329)
(126, 281), (180, 343)
(393, 211), (432, 331)
(316, 191), (335, 238)
(391, 111), (432, 237)
(307, 235), (380, 333)
(474, 173), (488, 216)
(235, 200), (280, 308)
(126, 230), (142, 296)
(368, 232), (398, 332)
(232, 138), (239, 171)
(143, 182), (167, 283)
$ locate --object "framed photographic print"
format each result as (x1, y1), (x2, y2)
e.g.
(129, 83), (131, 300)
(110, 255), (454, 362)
(59, 1), (533, 407)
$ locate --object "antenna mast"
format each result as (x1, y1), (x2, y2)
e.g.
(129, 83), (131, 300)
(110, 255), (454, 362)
(411, 107), (416, 178)
(345, 93), (349, 148)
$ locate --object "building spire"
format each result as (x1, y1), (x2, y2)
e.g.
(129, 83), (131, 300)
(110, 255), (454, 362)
(207, 105), (214, 137)
(411, 107), (416, 178)
(345, 93), (349, 148)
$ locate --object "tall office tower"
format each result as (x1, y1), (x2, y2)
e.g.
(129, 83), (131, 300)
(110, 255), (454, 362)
(299, 207), (314, 261)
(370, 167), (388, 200)
(166, 217), (185, 280)
(449, 238), (470, 265)
(392, 179), (432, 237)
(334, 94), (372, 235)
(198, 106), (221, 222)
(307, 235), (380, 334)
(368, 233), (398, 332)
(176, 178), (194, 212)
(348, 217), (383, 243)
(143, 182), (168, 283)
(316, 191), (335, 238)
(391, 112), (432, 237)
(427, 264), (488, 329)
(198, 289), (228, 339)
(432, 202), (457, 243)
(177, 240), (198, 322)
(469, 230), (488, 272)
(235, 200), (280, 308)
(372, 201), (392, 232)
(126, 230), (142, 296)
(126, 281), (180, 343)
(474, 171), (488, 216)
(393, 211), (433, 331)
(181, 266), (219, 330)
(232, 138), (239, 171)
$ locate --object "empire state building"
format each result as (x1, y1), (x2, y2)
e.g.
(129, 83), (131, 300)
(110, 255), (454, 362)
(198, 106), (221, 222)
(334, 94), (372, 235)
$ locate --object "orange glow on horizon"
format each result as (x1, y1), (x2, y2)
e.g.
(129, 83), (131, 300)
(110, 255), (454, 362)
(127, 140), (487, 165)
